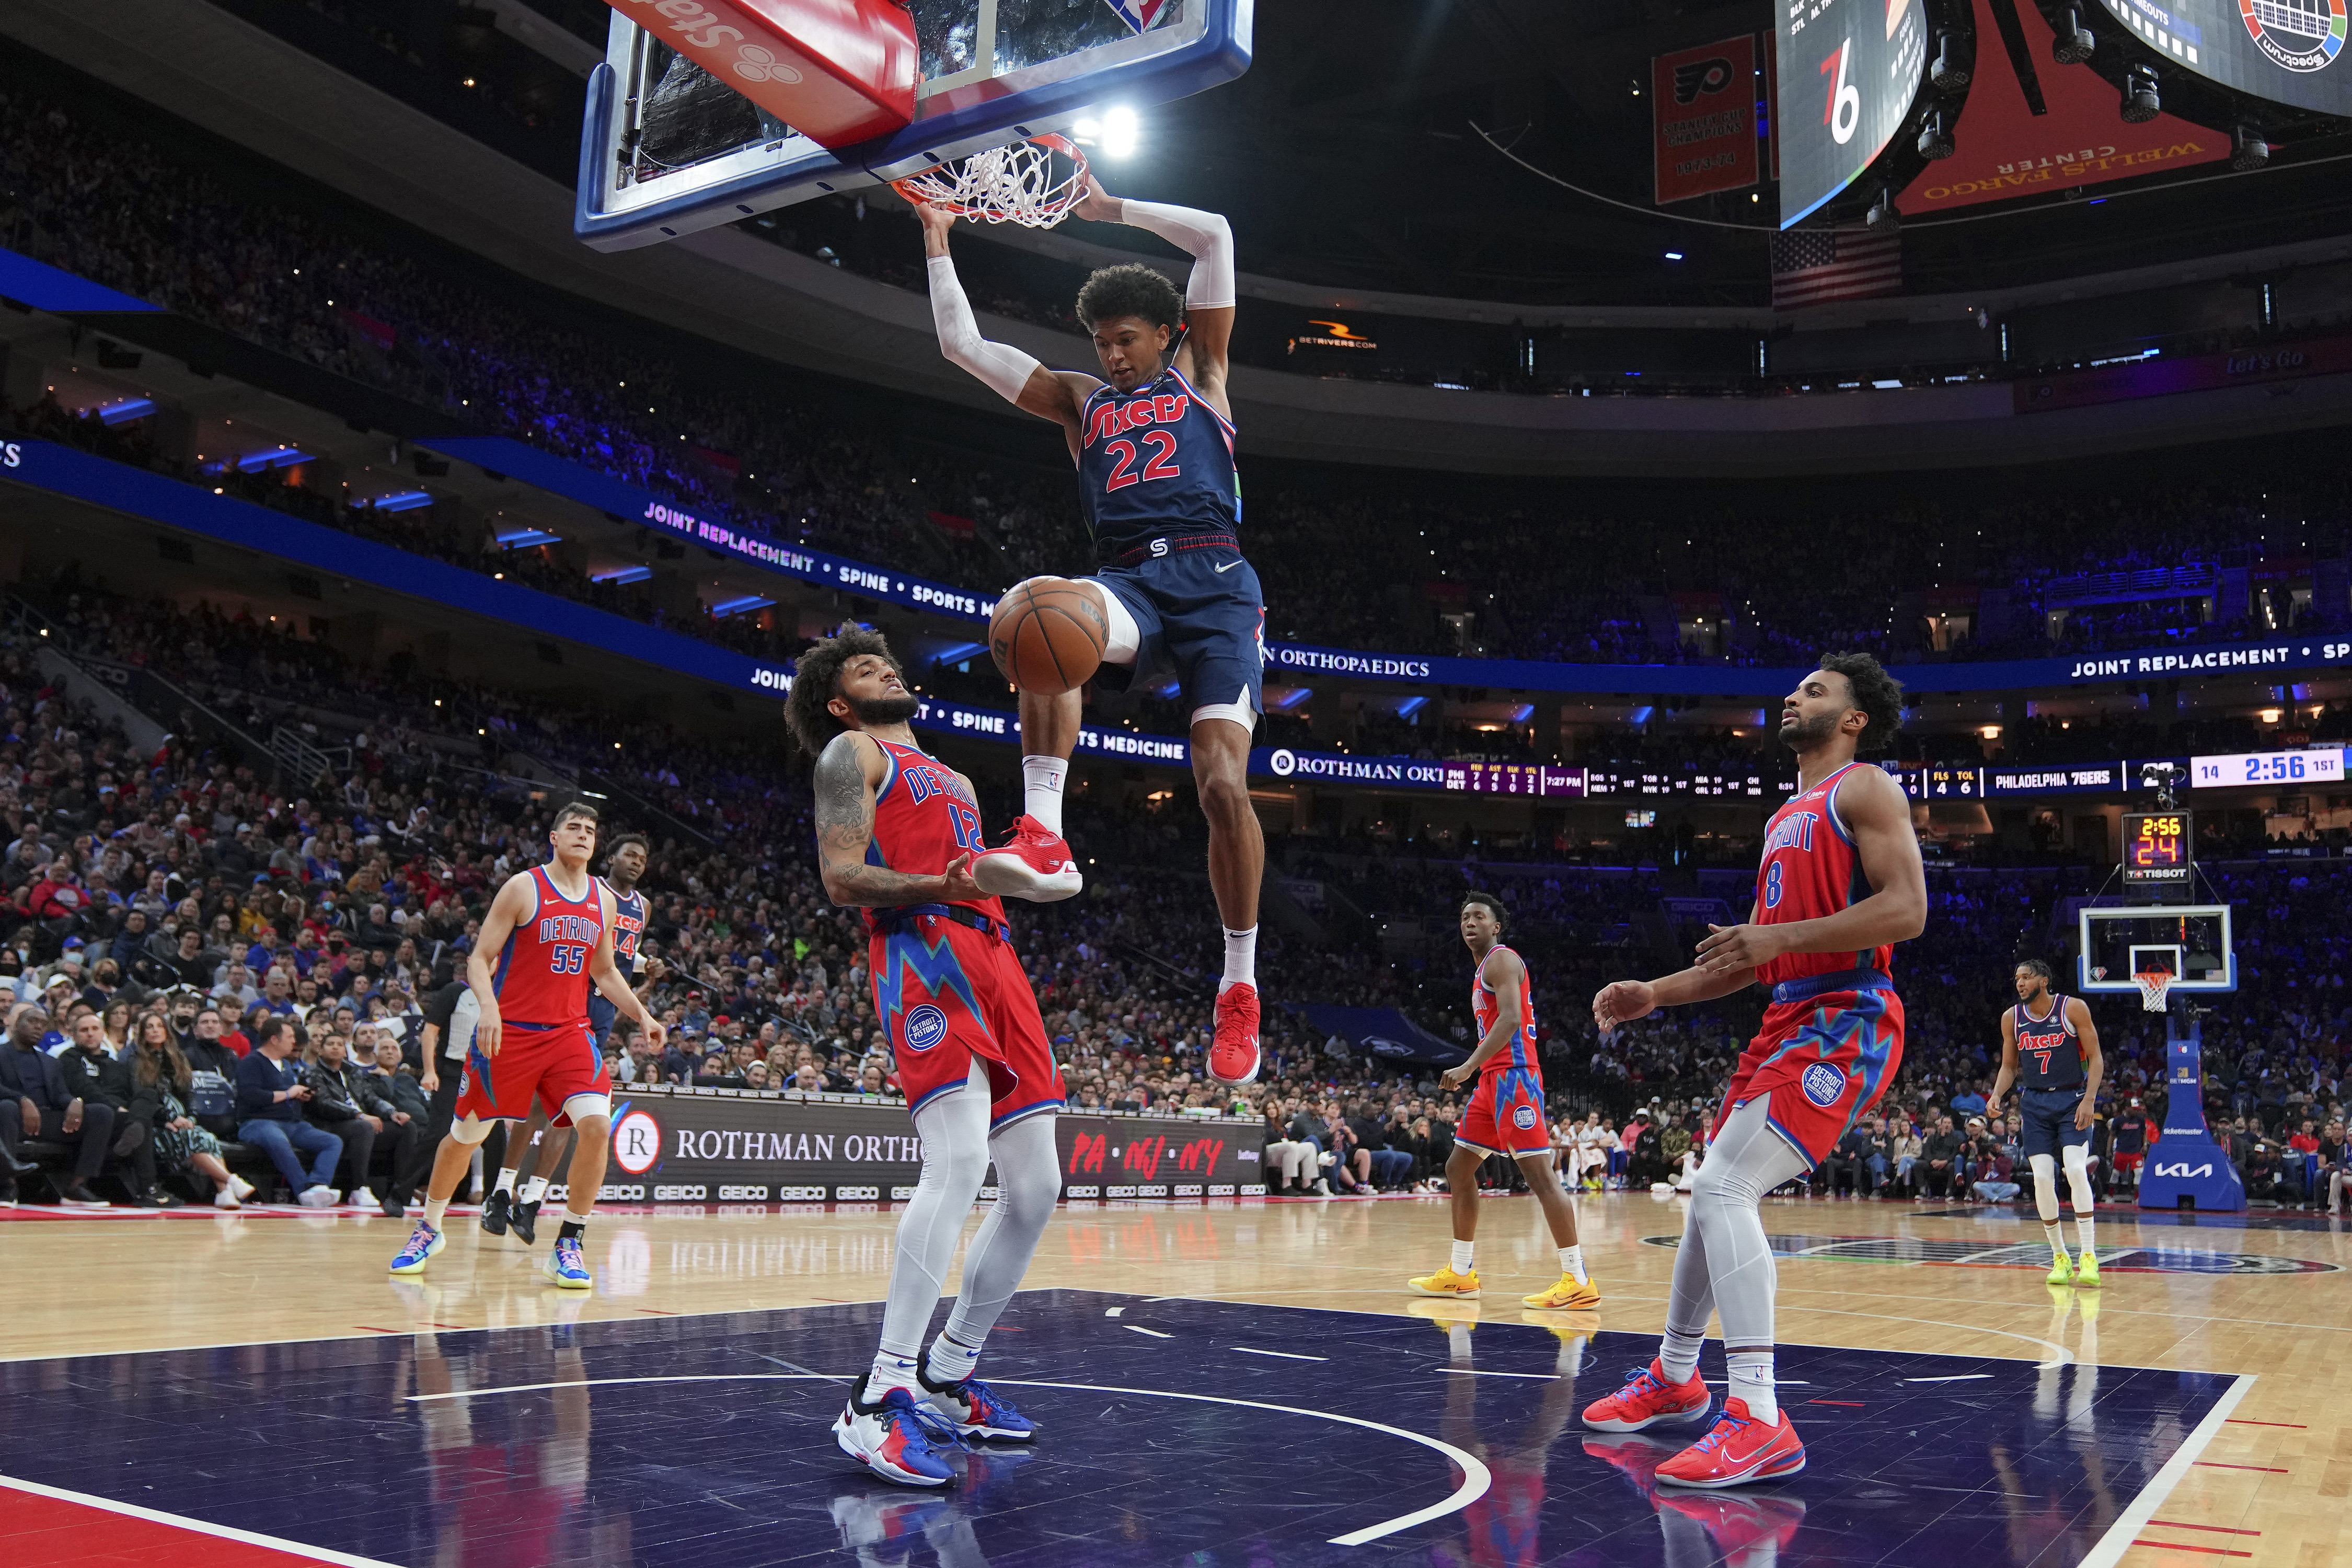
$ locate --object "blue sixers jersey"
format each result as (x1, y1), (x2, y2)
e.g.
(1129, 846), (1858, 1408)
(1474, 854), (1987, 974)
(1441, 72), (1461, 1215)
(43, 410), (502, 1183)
(1076, 365), (1239, 563)
(602, 879), (647, 977)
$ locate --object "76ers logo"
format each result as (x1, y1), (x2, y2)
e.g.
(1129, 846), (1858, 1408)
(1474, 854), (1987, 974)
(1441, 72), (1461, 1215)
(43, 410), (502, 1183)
(902, 1006), (949, 1054)
(1801, 1061), (1847, 1108)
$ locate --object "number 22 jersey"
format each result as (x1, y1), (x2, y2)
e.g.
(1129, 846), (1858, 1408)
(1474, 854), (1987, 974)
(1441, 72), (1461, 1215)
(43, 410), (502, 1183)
(1075, 365), (1240, 564)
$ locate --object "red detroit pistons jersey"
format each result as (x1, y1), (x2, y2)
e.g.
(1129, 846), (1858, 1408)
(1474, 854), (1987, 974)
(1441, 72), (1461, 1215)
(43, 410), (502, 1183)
(862, 739), (1009, 931)
(1472, 945), (1539, 1077)
(493, 865), (604, 1028)
(1076, 365), (1240, 563)
(1753, 760), (1894, 988)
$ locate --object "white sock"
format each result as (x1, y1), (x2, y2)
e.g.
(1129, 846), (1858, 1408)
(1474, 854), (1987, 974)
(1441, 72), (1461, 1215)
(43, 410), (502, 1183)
(925, 1332), (981, 1387)
(1727, 1351), (1778, 1423)
(2076, 1216), (2096, 1255)
(1450, 1239), (1475, 1273)
(520, 1176), (548, 1206)
(493, 1168), (517, 1195)
(423, 1197), (449, 1230)
(1447, 1322), (1474, 1360)
(1221, 926), (1258, 988)
(2044, 1221), (2068, 1257)
(1559, 1243), (1586, 1284)
(1556, 1333), (1586, 1379)
(869, 1351), (922, 1402)
(1658, 1327), (1704, 1384)
(1020, 755), (1067, 835)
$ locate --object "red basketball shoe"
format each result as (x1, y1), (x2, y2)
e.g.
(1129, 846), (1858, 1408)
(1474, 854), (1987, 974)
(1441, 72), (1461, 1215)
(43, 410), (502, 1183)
(1581, 1359), (1713, 1433)
(1653, 1398), (1806, 1489)
(1209, 981), (1261, 1086)
(972, 815), (1082, 902)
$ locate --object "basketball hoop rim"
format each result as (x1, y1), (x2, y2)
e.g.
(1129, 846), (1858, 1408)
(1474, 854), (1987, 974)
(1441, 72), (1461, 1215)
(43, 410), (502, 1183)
(890, 133), (1093, 227)
(2133, 970), (2173, 1012)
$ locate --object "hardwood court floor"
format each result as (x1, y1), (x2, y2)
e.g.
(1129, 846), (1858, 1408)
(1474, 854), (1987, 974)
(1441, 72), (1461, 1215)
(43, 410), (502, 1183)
(2, 1189), (2346, 1566)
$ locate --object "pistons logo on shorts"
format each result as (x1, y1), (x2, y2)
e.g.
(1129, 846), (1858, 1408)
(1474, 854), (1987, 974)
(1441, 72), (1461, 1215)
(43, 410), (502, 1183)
(1800, 1060), (1847, 1108)
(1512, 1103), (1540, 1131)
(901, 1005), (949, 1054)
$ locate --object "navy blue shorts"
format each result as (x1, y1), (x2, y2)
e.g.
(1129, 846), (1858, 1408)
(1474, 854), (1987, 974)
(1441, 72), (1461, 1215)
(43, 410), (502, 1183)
(1088, 540), (1265, 720)
(588, 993), (617, 1048)
(2019, 1086), (2091, 1160)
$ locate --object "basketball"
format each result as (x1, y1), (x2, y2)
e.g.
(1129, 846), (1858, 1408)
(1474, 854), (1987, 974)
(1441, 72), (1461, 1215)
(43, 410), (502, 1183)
(990, 577), (1105, 695)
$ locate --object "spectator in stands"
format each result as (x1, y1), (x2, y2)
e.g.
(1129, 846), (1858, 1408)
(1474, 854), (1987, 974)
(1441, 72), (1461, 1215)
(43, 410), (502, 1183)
(304, 1029), (414, 1217)
(129, 1017), (248, 1209)
(65, 1012), (165, 1204)
(0, 1005), (115, 1206)
(1286, 1100), (1334, 1195)
(1919, 1114), (1964, 1198)
(235, 1016), (343, 1207)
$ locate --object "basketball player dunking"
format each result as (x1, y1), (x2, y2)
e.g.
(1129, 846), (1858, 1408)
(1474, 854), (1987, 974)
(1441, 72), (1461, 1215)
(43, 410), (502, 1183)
(791, 626), (1065, 1487)
(389, 801), (665, 1289)
(1587, 655), (1924, 1488)
(918, 183), (1270, 1087)
(1407, 892), (1597, 1311)
(481, 832), (658, 1248)
(1989, 960), (2105, 1286)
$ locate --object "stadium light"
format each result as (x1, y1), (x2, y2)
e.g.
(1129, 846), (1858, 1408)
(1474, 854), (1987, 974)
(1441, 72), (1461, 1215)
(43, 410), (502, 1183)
(1100, 106), (1140, 159)
(1865, 186), (1901, 233)
(1930, 33), (1970, 91)
(2120, 65), (2160, 124)
(592, 566), (654, 585)
(1917, 109), (1955, 160)
(2051, 7), (2095, 63)
(2232, 125), (2268, 171)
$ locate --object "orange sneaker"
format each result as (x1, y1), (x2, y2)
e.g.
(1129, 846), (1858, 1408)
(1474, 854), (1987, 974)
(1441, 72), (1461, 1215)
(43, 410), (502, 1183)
(971, 815), (1082, 902)
(1581, 1359), (1713, 1433)
(1209, 982), (1261, 1085)
(1653, 1398), (1806, 1489)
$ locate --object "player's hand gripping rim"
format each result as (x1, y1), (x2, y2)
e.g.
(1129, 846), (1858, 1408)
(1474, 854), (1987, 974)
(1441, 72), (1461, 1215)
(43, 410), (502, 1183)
(1592, 980), (1656, 1033)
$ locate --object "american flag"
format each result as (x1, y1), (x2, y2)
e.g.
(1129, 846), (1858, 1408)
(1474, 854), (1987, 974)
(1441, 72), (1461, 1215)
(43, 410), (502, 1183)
(1770, 228), (1903, 310)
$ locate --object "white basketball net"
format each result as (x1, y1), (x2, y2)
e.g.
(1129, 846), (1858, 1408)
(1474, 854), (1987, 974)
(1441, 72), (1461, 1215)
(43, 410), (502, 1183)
(2134, 971), (2173, 1013)
(893, 134), (1090, 227)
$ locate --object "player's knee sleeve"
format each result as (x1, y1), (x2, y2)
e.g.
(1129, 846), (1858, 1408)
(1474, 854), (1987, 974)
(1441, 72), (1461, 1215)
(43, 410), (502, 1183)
(448, 1114), (493, 1147)
(1190, 691), (1260, 732)
(560, 1093), (611, 1131)
(988, 1117), (1061, 1220)
(2061, 1144), (2091, 1177)
(2029, 1154), (2060, 1219)
(1077, 579), (1142, 665)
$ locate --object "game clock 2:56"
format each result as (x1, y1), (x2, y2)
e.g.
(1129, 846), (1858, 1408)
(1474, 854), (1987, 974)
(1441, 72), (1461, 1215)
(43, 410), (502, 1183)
(2189, 750), (2348, 788)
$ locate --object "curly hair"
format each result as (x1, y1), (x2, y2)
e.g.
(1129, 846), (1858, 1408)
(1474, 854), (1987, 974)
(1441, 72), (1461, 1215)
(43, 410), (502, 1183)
(1076, 262), (1184, 332)
(604, 831), (650, 864)
(1461, 890), (1508, 931)
(784, 625), (903, 759)
(1817, 650), (1905, 754)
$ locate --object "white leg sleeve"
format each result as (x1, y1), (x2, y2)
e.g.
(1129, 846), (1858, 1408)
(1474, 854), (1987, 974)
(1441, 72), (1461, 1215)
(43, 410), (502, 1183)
(2061, 1143), (2096, 1209)
(2030, 1152), (2061, 1221)
(878, 1059), (992, 1358)
(942, 1114), (1060, 1349)
(1687, 1096), (1811, 1350)
(1078, 579), (1142, 666)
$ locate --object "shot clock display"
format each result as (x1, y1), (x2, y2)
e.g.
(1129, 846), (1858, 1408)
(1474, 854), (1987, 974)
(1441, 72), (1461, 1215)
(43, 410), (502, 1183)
(2122, 811), (2193, 901)
(2189, 750), (2347, 789)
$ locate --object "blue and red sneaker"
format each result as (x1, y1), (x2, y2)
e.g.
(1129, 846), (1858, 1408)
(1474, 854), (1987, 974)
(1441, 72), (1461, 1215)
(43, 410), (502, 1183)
(1654, 1397), (1807, 1489)
(1581, 1359), (1713, 1433)
(834, 1378), (965, 1487)
(919, 1371), (1037, 1441)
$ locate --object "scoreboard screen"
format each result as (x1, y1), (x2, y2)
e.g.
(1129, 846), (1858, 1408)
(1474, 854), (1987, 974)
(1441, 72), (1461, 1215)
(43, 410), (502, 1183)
(2121, 811), (2193, 900)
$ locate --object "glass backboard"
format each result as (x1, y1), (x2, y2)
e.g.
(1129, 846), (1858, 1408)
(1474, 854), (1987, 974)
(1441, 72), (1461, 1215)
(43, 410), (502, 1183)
(2077, 904), (2237, 996)
(576, 0), (1252, 250)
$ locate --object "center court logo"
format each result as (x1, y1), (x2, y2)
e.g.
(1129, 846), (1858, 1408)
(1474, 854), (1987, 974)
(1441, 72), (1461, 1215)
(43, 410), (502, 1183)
(902, 1005), (949, 1053)
(1800, 1062), (1847, 1108)
(612, 1107), (663, 1175)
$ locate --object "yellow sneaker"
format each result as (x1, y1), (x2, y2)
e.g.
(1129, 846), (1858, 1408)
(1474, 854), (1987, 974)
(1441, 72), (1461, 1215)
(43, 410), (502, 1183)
(1408, 1264), (1481, 1298)
(2074, 1250), (2100, 1287)
(1521, 1271), (1601, 1310)
(2047, 1251), (2076, 1285)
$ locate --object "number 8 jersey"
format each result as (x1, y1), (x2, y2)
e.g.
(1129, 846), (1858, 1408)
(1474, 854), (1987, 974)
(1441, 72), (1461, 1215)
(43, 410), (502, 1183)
(491, 864), (606, 1032)
(862, 739), (1010, 935)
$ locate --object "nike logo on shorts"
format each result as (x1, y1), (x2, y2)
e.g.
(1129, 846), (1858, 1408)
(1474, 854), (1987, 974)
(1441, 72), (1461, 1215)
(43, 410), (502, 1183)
(1213, 560), (1242, 573)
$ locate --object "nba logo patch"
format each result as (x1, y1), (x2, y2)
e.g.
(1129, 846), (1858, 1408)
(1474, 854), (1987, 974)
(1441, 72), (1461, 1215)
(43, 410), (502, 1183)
(1512, 1103), (1540, 1131)
(1801, 1061), (1846, 1108)
(902, 1005), (949, 1054)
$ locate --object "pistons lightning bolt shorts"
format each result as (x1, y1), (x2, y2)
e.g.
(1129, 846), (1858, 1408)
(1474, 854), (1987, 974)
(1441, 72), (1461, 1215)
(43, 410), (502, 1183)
(868, 912), (1065, 1130)
(1456, 1064), (1552, 1158)
(1715, 983), (1906, 1169)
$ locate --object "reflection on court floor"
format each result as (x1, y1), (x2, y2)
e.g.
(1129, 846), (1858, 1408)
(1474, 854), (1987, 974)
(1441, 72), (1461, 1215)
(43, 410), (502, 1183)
(1642, 1231), (2341, 1274)
(0, 1288), (2241, 1567)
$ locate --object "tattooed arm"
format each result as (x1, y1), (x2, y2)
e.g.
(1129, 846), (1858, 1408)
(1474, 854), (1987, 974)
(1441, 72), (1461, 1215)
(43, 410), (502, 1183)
(813, 731), (986, 907)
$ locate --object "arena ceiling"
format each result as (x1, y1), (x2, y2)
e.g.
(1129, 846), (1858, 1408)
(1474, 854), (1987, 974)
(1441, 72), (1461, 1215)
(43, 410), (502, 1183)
(1119, 0), (2352, 308)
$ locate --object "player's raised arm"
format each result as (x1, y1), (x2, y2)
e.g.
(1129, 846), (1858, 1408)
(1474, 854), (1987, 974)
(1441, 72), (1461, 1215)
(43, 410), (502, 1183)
(1693, 765), (1926, 975)
(464, 872), (537, 1058)
(918, 203), (1097, 440)
(1075, 178), (1236, 405)
(813, 730), (986, 907)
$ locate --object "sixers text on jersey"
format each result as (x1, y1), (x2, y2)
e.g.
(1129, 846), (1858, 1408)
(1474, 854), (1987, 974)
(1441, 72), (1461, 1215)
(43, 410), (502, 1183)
(1077, 366), (1239, 563)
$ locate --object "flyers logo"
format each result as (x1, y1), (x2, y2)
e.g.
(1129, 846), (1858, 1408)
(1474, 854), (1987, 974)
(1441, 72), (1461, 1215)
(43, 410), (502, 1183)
(1671, 57), (1735, 103)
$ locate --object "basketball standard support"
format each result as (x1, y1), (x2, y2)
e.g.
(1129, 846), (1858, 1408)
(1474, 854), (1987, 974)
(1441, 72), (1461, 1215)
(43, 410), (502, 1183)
(2136, 1007), (2247, 1213)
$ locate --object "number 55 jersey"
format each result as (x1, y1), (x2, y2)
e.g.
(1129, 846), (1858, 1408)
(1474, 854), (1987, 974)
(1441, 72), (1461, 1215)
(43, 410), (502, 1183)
(862, 739), (1063, 1129)
(457, 864), (611, 1124)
